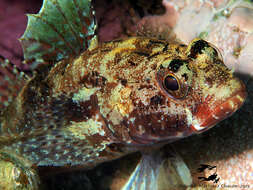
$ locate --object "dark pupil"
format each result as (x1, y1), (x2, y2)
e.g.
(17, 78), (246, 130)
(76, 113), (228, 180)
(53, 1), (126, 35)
(164, 75), (179, 91)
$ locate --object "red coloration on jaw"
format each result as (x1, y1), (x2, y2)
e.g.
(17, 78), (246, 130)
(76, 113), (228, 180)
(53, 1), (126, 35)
(191, 85), (247, 133)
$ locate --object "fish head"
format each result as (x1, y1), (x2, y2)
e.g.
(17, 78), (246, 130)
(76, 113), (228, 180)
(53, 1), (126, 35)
(185, 39), (247, 133)
(127, 38), (247, 144)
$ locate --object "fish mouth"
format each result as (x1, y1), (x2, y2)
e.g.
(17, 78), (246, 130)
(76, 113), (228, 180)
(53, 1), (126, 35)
(191, 87), (247, 133)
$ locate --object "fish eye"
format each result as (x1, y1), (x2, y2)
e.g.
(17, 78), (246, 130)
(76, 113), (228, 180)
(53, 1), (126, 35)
(188, 39), (209, 58)
(207, 43), (223, 60)
(163, 75), (179, 91)
(156, 67), (189, 99)
(188, 39), (223, 60)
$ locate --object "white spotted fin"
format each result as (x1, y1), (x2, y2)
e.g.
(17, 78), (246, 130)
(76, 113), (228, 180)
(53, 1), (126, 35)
(0, 93), (115, 167)
(0, 56), (29, 110)
(122, 146), (192, 190)
(19, 0), (97, 69)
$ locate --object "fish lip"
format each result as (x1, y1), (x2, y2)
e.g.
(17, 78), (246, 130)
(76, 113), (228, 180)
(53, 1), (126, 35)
(191, 87), (247, 133)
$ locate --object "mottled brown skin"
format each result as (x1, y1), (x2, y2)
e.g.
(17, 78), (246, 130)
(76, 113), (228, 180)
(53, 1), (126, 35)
(44, 37), (245, 145)
(0, 37), (247, 189)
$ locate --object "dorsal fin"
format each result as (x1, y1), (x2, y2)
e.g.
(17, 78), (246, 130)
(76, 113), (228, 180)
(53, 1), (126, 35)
(19, 0), (97, 69)
(0, 56), (29, 110)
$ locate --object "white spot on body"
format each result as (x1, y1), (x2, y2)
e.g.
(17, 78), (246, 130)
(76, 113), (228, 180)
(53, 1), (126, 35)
(161, 60), (171, 68)
(192, 119), (206, 131)
(55, 154), (60, 160)
(228, 100), (235, 109)
(68, 117), (106, 139)
(138, 125), (145, 135)
(81, 67), (86, 78)
(236, 94), (244, 103)
(130, 117), (136, 124)
(72, 87), (100, 103)
(185, 108), (193, 126)
(212, 114), (220, 120)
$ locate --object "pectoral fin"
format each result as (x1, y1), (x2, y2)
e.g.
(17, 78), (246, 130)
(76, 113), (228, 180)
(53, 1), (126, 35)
(0, 56), (29, 110)
(122, 146), (192, 190)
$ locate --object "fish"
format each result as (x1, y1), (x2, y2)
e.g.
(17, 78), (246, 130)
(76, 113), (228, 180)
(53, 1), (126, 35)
(0, 0), (247, 189)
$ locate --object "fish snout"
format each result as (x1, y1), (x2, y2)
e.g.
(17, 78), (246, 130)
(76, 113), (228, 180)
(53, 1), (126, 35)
(191, 81), (247, 133)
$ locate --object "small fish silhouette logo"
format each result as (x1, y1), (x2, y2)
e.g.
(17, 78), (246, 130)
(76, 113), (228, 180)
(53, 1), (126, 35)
(197, 164), (216, 172)
(197, 164), (220, 184)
